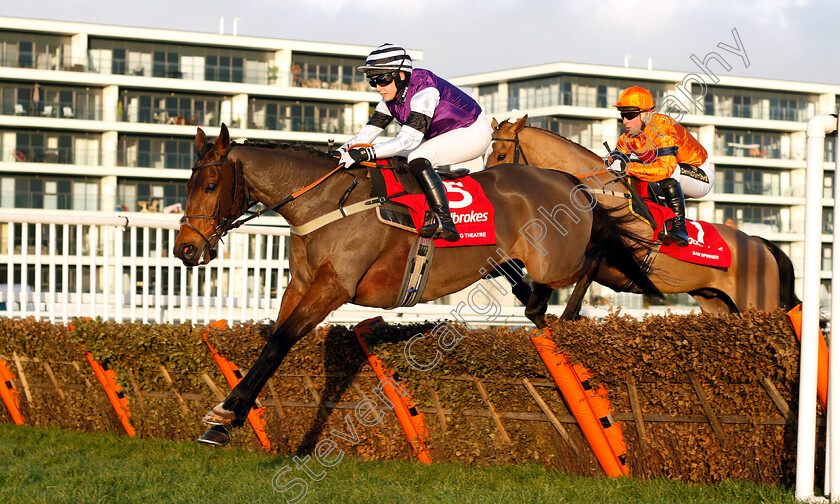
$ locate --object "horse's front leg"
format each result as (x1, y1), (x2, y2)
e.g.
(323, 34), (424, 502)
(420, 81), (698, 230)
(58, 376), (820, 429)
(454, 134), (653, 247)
(199, 264), (350, 446)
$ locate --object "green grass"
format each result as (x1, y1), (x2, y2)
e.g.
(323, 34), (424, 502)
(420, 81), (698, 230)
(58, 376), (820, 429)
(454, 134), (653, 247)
(0, 423), (795, 504)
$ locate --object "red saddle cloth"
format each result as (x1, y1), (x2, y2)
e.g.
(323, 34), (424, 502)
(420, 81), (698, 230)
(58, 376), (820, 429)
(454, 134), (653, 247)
(380, 168), (496, 248)
(645, 202), (731, 268)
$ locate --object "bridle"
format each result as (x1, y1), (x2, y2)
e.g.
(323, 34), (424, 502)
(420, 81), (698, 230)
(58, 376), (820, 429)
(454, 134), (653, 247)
(180, 153), (251, 257)
(492, 127), (530, 166)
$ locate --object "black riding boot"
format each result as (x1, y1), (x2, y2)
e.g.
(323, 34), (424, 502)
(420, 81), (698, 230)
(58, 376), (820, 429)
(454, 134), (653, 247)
(658, 178), (689, 247)
(408, 158), (459, 242)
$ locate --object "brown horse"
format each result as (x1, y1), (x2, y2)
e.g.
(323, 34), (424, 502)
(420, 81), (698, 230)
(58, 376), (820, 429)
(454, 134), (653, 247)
(173, 124), (661, 445)
(488, 115), (800, 315)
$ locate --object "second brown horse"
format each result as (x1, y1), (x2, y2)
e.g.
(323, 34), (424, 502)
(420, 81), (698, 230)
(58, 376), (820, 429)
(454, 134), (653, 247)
(489, 116), (799, 316)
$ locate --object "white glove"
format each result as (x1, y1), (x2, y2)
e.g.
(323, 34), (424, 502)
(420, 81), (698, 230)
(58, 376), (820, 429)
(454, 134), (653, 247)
(607, 158), (626, 175)
(339, 147), (375, 168)
(338, 148), (355, 168)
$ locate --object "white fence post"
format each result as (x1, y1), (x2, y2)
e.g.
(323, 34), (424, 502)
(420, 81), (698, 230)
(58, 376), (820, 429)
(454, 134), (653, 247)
(799, 113), (839, 503)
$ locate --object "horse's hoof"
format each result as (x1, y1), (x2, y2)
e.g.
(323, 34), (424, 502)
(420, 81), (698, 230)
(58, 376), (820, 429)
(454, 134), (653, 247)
(198, 425), (230, 447)
(202, 401), (236, 426)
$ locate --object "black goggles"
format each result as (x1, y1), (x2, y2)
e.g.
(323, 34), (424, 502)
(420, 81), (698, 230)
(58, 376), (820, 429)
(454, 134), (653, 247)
(368, 73), (396, 88)
(619, 110), (646, 120)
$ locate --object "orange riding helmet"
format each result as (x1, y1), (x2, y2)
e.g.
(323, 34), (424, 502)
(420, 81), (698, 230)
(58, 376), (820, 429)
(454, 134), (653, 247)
(614, 86), (655, 111)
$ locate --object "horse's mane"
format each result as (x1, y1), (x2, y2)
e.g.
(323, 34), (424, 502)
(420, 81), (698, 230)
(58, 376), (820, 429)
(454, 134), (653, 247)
(234, 139), (336, 161)
(498, 119), (603, 160)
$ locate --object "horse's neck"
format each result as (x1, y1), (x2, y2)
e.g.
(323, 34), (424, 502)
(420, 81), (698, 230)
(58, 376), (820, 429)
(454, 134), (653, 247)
(237, 147), (343, 224)
(526, 129), (615, 187)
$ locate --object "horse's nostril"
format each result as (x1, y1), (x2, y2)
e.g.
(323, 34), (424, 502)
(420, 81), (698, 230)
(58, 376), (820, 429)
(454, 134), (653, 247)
(182, 245), (193, 256)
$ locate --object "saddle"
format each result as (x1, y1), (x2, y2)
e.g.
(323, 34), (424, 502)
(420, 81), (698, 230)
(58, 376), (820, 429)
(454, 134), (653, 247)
(367, 158), (471, 233)
(615, 176), (731, 268)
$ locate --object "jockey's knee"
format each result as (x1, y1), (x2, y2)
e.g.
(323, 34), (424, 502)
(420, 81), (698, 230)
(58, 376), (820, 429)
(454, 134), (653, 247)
(407, 157), (433, 176)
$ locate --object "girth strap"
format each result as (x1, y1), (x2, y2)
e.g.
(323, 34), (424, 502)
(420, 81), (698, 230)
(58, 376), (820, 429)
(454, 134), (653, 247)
(289, 197), (384, 236)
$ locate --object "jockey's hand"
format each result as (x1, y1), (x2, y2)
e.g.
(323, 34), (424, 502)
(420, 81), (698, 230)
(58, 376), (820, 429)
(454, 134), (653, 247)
(339, 147), (375, 167)
(606, 150), (629, 176)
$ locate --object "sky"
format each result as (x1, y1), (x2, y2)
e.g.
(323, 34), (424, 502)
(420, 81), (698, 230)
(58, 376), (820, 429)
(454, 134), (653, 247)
(2, 0), (839, 85)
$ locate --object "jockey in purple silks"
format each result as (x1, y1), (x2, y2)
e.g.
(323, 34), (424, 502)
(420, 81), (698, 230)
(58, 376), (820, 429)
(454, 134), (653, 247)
(337, 43), (492, 242)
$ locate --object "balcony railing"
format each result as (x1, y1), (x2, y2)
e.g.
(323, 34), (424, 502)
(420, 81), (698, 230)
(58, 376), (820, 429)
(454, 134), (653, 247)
(4, 146), (101, 165)
(117, 108), (220, 127)
(1, 99), (99, 121)
(117, 150), (192, 170)
(0, 49), (83, 72)
(291, 71), (371, 92)
(0, 191), (95, 211)
(249, 116), (353, 135)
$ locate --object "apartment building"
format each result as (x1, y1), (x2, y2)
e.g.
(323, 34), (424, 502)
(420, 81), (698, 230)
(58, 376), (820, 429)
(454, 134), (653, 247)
(451, 62), (840, 305)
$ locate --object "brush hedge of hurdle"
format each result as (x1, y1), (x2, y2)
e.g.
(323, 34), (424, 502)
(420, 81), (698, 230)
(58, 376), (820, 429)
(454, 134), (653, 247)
(0, 311), (811, 485)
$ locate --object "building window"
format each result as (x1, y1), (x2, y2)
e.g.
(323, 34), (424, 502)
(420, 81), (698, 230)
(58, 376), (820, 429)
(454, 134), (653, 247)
(715, 129), (787, 159)
(11, 131), (86, 164)
(824, 245), (833, 272)
(118, 136), (192, 169)
(291, 54), (367, 91)
(529, 117), (605, 151)
(118, 93), (221, 125)
(205, 55), (244, 83)
(698, 85), (817, 121)
(714, 167), (782, 196)
(118, 180), (186, 213)
(89, 39), (270, 84)
(0, 176), (91, 210)
(477, 84), (501, 114)
(716, 204), (787, 234)
(507, 76), (668, 111)
(249, 99), (350, 133)
(153, 51), (181, 78)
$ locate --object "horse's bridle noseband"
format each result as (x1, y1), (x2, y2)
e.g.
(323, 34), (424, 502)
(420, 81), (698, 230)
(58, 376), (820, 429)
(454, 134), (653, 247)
(492, 129), (529, 166)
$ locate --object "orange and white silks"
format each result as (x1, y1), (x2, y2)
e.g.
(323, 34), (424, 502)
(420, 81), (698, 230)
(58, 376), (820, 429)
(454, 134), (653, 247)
(84, 352), (136, 436)
(354, 317), (432, 464)
(530, 328), (629, 477)
(0, 359), (24, 425)
(787, 304), (828, 409)
(201, 320), (271, 450)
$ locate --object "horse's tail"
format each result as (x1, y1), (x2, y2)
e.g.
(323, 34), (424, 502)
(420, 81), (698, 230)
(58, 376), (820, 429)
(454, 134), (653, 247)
(757, 236), (801, 310)
(588, 202), (663, 300)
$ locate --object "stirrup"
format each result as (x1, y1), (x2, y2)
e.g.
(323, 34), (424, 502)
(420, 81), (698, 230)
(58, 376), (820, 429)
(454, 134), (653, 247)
(419, 213), (458, 242)
(658, 223), (688, 247)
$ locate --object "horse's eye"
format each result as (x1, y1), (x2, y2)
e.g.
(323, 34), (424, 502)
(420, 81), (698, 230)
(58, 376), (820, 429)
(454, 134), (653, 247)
(204, 183), (218, 193)
(496, 154), (506, 161)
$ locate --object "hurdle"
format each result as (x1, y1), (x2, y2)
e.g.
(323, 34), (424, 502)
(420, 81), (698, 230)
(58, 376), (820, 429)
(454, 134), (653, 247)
(798, 111), (839, 503)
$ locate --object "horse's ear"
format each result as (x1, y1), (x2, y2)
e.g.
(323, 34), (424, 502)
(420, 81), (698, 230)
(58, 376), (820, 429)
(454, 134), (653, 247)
(491, 117), (499, 129)
(195, 127), (207, 155)
(513, 114), (529, 133)
(216, 123), (231, 155)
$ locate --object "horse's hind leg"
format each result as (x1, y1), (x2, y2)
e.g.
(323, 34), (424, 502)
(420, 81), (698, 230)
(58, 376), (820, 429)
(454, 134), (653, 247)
(199, 265), (350, 446)
(489, 260), (531, 306)
(560, 256), (601, 321)
(525, 283), (555, 329)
